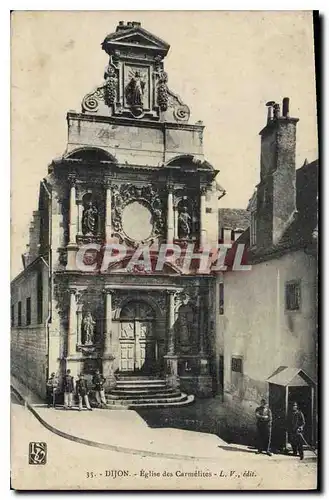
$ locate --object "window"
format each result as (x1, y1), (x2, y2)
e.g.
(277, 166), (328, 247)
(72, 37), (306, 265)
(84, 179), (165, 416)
(37, 272), (43, 324)
(231, 356), (243, 373)
(26, 297), (31, 326)
(250, 212), (257, 246)
(17, 301), (22, 327)
(219, 283), (224, 315)
(285, 281), (301, 311)
(11, 305), (14, 327)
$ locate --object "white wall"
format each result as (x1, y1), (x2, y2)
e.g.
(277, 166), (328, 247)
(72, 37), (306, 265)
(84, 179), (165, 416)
(218, 249), (317, 404)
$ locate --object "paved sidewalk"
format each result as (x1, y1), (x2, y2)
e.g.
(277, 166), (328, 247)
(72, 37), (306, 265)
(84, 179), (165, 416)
(11, 375), (317, 463)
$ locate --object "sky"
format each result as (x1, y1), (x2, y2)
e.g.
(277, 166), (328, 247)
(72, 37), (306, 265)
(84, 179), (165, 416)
(11, 11), (318, 277)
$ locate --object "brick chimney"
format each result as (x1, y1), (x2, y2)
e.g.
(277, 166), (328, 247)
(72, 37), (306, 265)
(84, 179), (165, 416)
(256, 98), (299, 247)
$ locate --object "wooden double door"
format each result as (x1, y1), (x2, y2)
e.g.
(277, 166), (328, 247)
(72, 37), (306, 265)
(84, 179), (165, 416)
(119, 301), (157, 374)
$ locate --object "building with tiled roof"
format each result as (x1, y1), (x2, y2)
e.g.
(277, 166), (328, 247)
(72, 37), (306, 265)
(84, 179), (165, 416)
(216, 99), (318, 450)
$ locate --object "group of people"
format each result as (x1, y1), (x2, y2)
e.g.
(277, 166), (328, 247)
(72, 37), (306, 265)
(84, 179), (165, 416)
(46, 369), (107, 411)
(255, 398), (306, 460)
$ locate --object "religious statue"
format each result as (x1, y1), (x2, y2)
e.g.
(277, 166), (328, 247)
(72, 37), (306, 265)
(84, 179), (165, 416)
(82, 202), (98, 235)
(125, 70), (145, 107)
(178, 205), (192, 239)
(82, 311), (95, 345)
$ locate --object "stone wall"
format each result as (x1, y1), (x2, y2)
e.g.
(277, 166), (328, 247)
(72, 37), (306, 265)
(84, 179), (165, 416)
(11, 325), (47, 398)
(11, 258), (49, 399)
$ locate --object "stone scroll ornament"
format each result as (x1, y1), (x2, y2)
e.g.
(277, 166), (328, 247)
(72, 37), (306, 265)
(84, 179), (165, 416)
(81, 64), (118, 113)
(111, 184), (165, 243)
(156, 69), (190, 122)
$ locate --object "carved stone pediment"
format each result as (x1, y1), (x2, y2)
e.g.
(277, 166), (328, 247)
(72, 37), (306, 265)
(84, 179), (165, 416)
(101, 22), (170, 59)
(81, 21), (190, 123)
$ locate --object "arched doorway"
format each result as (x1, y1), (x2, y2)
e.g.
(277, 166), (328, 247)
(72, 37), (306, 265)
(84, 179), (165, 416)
(119, 301), (157, 374)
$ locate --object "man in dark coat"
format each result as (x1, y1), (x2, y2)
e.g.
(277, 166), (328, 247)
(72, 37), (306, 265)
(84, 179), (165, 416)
(46, 372), (58, 408)
(76, 373), (93, 411)
(92, 369), (107, 408)
(255, 398), (272, 456)
(288, 402), (305, 460)
(62, 369), (75, 409)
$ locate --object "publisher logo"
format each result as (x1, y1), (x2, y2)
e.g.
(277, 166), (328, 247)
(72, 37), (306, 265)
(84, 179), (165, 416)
(29, 442), (47, 465)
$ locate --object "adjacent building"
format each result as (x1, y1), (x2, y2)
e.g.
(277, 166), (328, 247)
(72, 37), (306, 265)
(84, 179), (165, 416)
(218, 99), (318, 446)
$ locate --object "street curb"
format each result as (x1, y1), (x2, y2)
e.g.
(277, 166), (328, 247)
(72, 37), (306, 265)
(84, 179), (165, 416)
(10, 384), (223, 462)
(11, 384), (317, 464)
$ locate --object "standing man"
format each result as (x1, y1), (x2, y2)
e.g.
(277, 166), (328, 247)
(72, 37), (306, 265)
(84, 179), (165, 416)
(288, 402), (305, 460)
(62, 369), (75, 410)
(255, 398), (272, 456)
(92, 369), (107, 408)
(46, 372), (58, 408)
(76, 373), (93, 411)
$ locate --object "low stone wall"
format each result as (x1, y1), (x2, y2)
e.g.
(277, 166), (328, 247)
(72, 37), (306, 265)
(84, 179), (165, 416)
(11, 326), (47, 399)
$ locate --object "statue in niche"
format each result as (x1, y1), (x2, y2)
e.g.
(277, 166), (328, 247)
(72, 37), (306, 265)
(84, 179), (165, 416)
(125, 70), (145, 107)
(82, 311), (96, 345)
(178, 205), (192, 239)
(82, 201), (98, 235)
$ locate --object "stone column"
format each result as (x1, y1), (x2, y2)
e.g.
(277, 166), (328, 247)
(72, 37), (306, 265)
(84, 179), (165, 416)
(77, 200), (83, 236)
(167, 290), (176, 355)
(68, 289), (78, 357)
(103, 288), (113, 355)
(69, 177), (78, 244)
(102, 288), (116, 389)
(67, 175), (78, 270)
(164, 290), (179, 389)
(167, 187), (174, 243)
(200, 187), (207, 247)
(199, 295), (205, 356)
(196, 292), (212, 397)
(76, 304), (83, 346)
(105, 180), (112, 243)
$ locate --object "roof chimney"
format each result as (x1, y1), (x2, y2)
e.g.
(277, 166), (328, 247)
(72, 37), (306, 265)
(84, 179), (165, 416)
(257, 99), (299, 247)
(266, 101), (275, 123)
(282, 97), (290, 118)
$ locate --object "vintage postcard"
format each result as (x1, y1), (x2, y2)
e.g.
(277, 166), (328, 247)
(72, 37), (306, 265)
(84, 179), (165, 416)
(10, 11), (319, 490)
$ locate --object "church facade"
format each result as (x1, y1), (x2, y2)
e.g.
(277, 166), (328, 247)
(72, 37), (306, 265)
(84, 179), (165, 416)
(11, 21), (225, 399)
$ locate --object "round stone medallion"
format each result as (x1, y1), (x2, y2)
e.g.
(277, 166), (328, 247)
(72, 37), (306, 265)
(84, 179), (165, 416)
(122, 201), (153, 241)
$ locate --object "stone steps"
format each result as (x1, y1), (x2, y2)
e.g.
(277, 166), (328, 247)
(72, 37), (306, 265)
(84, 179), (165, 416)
(106, 394), (195, 409)
(108, 391), (182, 400)
(116, 379), (167, 386)
(111, 387), (176, 395)
(106, 376), (195, 409)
